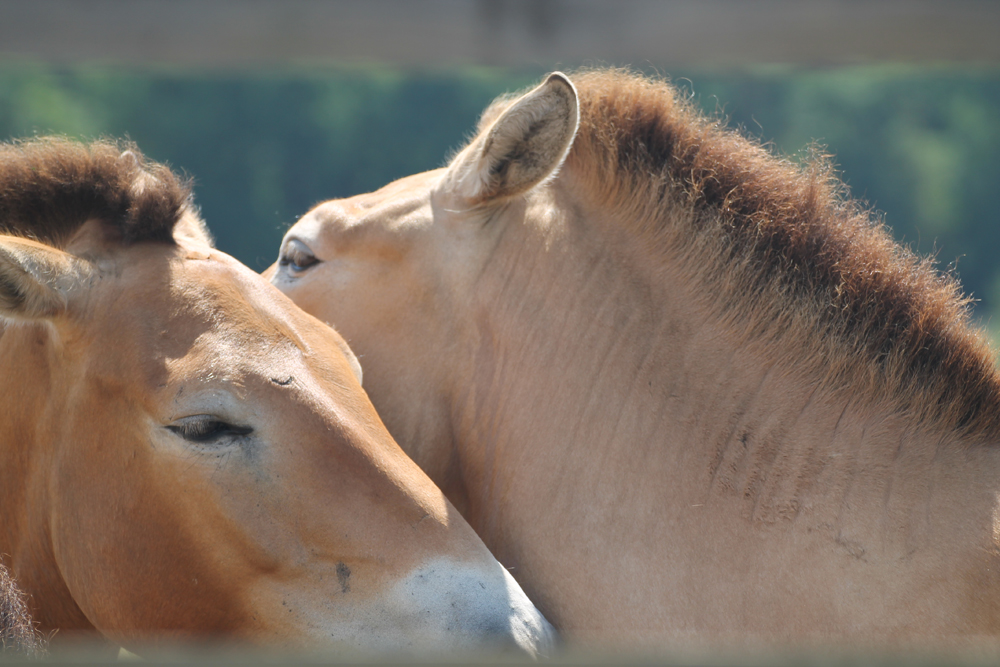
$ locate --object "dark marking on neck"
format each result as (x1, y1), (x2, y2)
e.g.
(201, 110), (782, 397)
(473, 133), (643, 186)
(336, 562), (351, 594)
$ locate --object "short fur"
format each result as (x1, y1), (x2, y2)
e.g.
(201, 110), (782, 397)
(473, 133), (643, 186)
(0, 137), (554, 653)
(477, 69), (1000, 441)
(0, 137), (191, 246)
(271, 68), (1000, 644)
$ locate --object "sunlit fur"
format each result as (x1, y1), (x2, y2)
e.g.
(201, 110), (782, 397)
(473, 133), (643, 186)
(271, 69), (1000, 647)
(0, 138), (554, 655)
(474, 69), (1000, 441)
(0, 137), (192, 246)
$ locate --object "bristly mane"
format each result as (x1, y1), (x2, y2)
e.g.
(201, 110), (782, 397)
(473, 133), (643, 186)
(0, 562), (42, 657)
(491, 69), (1000, 440)
(0, 137), (191, 246)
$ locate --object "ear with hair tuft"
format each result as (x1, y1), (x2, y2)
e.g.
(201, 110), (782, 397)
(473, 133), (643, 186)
(335, 336), (364, 386)
(445, 72), (579, 203)
(172, 210), (215, 247)
(0, 237), (90, 322)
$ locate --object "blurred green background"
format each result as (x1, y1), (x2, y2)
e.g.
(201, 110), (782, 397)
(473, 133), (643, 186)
(1, 63), (999, 342)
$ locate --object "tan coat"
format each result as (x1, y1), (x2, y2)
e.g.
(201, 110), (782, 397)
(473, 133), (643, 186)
(269, 71), (1000, 649)
(0, 138), (553, 655)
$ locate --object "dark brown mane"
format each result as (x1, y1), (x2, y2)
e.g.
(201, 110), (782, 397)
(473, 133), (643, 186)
(555, 69), (1000, 439)
(0, 137), (191, 247)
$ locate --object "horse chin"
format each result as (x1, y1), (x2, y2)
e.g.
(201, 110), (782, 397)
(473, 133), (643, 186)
(308, 557), (557, 657)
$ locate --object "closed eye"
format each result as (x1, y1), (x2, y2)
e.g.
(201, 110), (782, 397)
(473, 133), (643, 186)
(278, 238), (319, 274)
(167, 415), (253, 444)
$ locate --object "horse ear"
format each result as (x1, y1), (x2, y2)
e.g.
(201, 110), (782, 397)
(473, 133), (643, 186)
(445, 72), (579, 203)
(0, 237), (90, 322)
(336, 337), (364, 386)
(173, 210), (215, 246)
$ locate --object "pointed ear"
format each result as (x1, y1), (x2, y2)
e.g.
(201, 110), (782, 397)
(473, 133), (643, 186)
(0, 237), (91, 322)
(172, 210), (215, 247)
(444, 72), (579, 203)
(336, 337), (364, 386)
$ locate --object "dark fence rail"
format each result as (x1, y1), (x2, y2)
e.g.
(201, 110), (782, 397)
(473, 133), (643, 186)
(1, 0), (999, 69)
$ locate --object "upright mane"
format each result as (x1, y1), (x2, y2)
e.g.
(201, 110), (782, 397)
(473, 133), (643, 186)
(0, 137), (192, 246)
(0, 563), (42, 656)
(488, 69), (1000, 440)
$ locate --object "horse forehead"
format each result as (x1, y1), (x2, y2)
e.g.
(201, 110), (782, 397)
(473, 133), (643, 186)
(180, 257), (325, 349)
(360, 168), (443, 208)
(98, 248), (313, 365)
(309, 169), (443, 229)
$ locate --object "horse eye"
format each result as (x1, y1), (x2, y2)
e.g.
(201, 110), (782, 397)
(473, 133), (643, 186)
(167, 415), (253, 444)
(279, 239), (319, 274)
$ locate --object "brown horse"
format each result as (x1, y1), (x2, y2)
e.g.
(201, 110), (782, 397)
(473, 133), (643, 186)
(269, 70), (1000, 649)
(0, 138), (554, 656)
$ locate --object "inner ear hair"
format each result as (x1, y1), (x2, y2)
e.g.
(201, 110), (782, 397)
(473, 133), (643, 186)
(0, 237), (90, 321)
(448, 72), (580, 203)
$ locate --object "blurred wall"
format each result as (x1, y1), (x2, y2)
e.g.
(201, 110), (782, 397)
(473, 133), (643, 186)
(1, 0), (999, 68)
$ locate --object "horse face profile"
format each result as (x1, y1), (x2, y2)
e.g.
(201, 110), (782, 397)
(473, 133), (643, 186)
(268, 74), (580, 499)
(270, 71), (1000, 648)
(0, 139), (554, 655)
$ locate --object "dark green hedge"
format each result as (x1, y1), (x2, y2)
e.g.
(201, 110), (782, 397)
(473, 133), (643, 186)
(2, 63), (998, 339)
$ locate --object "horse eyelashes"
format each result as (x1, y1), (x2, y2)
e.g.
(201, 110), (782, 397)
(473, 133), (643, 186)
(167, 417), (253, 444)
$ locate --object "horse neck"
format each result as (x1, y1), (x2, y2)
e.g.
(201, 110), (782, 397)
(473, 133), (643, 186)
(456, 187), (1000, 561)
